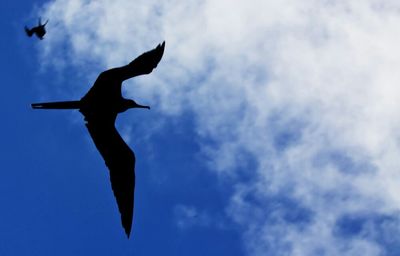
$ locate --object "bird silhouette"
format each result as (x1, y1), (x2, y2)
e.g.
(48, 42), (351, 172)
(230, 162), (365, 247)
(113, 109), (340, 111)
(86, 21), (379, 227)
(31, 41), (165, 237)
(25, 18), (48, 40)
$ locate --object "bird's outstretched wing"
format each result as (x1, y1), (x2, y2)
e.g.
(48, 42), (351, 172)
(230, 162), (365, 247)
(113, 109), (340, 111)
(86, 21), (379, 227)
(85, 115), (135, 238)
(111, 41), (165, 81)
(42, 19), (49, 26)
(81, 41), (165, 104)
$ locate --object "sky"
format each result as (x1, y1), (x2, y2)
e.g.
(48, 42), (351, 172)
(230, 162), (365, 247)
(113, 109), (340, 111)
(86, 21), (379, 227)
(2, 0), (400, 255)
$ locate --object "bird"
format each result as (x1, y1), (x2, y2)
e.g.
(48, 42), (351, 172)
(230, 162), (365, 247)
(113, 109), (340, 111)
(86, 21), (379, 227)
(31, 41), (165, 237)
(25, 17), (48, 40)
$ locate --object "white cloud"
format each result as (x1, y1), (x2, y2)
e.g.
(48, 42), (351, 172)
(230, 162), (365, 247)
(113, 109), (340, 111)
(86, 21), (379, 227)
(39, 0), (400, 255)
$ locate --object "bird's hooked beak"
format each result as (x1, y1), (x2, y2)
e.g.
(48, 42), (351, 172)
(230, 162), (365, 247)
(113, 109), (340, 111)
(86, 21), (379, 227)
(125, 99), (150, 111)
(133, 102), (150, 109)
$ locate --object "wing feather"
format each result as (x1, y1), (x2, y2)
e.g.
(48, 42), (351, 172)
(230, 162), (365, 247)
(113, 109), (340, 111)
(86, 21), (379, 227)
(85, 116), (135, 237)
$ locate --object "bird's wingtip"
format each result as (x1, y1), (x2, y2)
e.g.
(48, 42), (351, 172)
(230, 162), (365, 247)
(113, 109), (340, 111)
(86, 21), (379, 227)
(124, 227), (132, 238)
(156, 41), (165, 58)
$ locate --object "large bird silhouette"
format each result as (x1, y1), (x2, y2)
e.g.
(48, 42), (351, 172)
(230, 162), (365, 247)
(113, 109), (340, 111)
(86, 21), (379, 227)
(25, 18), (48, 40)
(31, 41), (165, 237)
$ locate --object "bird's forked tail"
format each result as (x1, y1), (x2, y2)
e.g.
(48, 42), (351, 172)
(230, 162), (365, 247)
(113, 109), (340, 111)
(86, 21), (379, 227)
(31, 100), (81, 109)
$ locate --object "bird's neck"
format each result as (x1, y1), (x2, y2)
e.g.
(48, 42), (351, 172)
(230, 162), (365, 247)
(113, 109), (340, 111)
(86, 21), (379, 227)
(119, 99), (132, 113)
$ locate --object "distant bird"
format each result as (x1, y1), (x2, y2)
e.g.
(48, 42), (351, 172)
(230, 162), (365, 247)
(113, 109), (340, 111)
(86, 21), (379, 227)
(31, 41), (165, 237)
(25, 18), (48, 40)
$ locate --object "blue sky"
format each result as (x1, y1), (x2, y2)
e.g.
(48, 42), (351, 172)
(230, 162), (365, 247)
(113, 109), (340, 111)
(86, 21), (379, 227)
(2, 0), (400, 255)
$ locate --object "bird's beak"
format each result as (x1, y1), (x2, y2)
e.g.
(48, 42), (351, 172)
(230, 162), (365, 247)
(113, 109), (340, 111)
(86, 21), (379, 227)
(135, 103), (150, 109)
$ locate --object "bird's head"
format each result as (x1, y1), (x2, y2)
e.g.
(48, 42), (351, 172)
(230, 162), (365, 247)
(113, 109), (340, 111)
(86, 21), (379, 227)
(124, 99), (150, 110)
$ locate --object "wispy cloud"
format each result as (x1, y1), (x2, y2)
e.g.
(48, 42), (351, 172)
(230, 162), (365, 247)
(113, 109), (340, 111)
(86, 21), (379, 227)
(174, 204), (210, 229)
(39, 0), (400, 255)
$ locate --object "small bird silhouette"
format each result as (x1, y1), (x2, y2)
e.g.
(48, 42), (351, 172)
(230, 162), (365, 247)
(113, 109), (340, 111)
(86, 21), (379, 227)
(25, 18), (48, 40)
(31, 41), (165, 237)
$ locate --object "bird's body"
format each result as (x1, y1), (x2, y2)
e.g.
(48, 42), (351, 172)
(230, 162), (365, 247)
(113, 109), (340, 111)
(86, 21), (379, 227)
(25, 18), (48, 40)
(32, 42), (165, 237)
